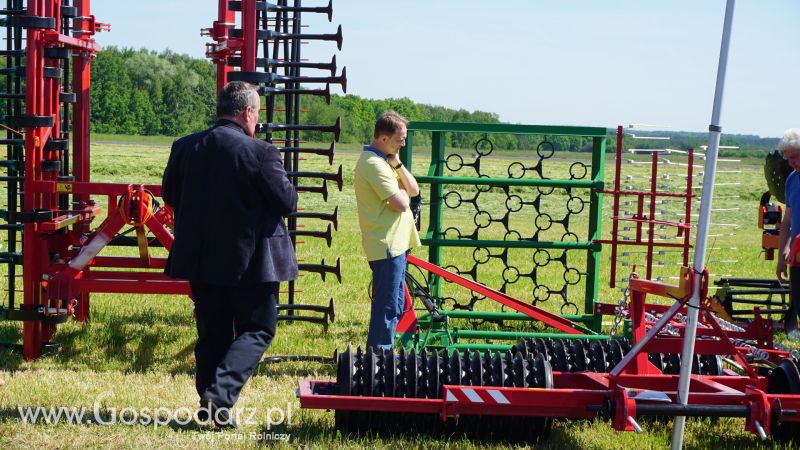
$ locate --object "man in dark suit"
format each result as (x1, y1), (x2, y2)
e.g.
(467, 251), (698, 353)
(162, 81), (298, 427)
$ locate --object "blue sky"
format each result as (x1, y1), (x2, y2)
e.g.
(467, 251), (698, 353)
(92, 1), (798, 138)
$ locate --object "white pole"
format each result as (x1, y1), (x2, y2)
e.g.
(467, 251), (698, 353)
(670, 1), (736, 449)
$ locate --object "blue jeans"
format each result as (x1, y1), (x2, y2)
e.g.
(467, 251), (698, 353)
(367, 252), (407, 351)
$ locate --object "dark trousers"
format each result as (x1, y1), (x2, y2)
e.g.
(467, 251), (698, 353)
(788, 266), (800, 331)
(191, 281), (278, 408)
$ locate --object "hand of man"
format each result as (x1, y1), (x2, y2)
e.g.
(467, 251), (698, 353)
(386, 152), (400, 168)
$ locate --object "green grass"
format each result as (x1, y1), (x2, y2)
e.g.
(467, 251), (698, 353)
(0, 138), (796, 449)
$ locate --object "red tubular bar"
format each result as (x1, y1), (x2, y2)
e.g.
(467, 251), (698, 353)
(407, 255), (585, 335)
(646, 151), (658, 279)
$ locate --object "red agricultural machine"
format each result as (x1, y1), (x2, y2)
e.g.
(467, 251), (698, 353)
(0, 0), (344, 360)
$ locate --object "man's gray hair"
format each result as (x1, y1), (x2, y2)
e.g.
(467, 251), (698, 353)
(217, 81), (259, 117)
(778, 128), (800, 154)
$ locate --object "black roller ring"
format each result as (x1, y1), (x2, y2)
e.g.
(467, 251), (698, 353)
(535, 338), (550, 358)
(491, 352), (505, 387)
(648, 352), (665, 372)
(470, 351), (484, 387)
(449, 350), (462, 386)
(570, 340), (588, 372)
(418, 349), (429, 398)
(481, 351), (492, 386)
(512, 353), (535, 388)
(512, 338), (527, 358)
(336, 346), (353, 396)
(384, 349), (396, 397)
(461, 350), (472, 386)
(428, 353), (441, 399)
(397, 347), (407, 397)
(353, 347), (364, 396)
(405, 349), (419, 398)
(666, 353), (681, 374)
(551, 339), (570, 372)
(376, 350), (386, 397)
(364, 348), (376, 397)
(607, 339), (625, 367)
(589, 341), (607, 372)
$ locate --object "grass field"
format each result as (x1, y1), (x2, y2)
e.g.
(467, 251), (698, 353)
(0, 135), (796, 449)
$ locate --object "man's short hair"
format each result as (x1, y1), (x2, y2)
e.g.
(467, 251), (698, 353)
(374, 110), (408, 139)
(778, 128), (800, 154)
(217, 81), (259, 117)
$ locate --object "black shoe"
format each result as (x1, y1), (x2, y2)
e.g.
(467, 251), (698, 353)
(200, 400), (238, 429)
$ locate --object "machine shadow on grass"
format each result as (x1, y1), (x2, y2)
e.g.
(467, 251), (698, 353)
(47, 309), (196, 375)
(0, 324), (23, 370)
(0, 405), (212, 433)
(281, 414), (588, 449)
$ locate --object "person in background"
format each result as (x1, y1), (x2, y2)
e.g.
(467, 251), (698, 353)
(776, 128), (800, 340)
(354, 110), (421, 351)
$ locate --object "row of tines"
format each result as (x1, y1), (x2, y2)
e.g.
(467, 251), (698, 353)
(224, 1), (345, 326)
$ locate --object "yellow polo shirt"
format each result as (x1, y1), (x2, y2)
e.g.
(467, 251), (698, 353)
(354, 148), (421, 261)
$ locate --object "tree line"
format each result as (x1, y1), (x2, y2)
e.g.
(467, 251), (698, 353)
(86, 47), (777, 156)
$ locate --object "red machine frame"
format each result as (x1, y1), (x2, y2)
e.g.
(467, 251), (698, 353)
(299, 260), (800, 439)
(14, 1), (190, 360)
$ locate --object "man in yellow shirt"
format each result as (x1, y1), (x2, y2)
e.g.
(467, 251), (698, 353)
(354, 110), (421, 350)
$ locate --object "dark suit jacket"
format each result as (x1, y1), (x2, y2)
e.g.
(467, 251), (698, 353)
(162, 119), (298, 285)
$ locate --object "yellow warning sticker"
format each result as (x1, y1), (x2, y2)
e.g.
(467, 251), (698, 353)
(56, 183), (72, 193)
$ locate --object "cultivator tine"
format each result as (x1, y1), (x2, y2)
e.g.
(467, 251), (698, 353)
(289, 165), (343, 191)
(259, 84), (331, 104)
(276, 313), (330, 331)
(298, 257), (341, 283)
(257, 117), (341, 141)
(228, 24), (342, 50)
(297, 179), (328, 201)
(229, 67), (347, 93)
(290, 223), (333, 247)
(228, 0), (334, 22)
(277, 142), (336, 165)
(230, 54), (337, 75)
(289, 206), (338, 230)
(278, 297), (335, 323)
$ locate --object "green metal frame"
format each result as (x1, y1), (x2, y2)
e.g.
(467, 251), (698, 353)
(400, 121), (609, 350)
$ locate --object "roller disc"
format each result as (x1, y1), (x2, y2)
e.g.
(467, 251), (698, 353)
(551, 339), (569, 372)
(406, 348), (419, 398)
(427, 352), (441, 398)
(470, 351), (484, 387)
(419, 349), (429, 399)
(768, 358), (800, 443)
(449, 350), (462, 386)
(589, 341), (607, 372)
(570, 340), (588, 372)
(491, 351), (506, 387)
(364, 347), (376, 397)
(461, 350), (473, 385)
(384, 349), (396, 397)
(334, 346), (354, 431)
